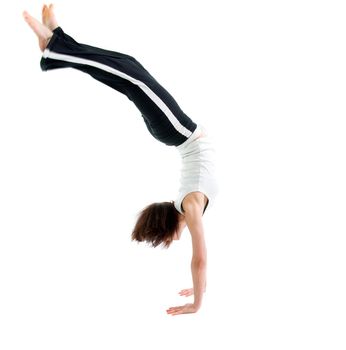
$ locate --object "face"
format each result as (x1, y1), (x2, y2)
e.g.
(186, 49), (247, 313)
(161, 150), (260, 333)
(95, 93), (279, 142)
(173, 214), (186, 241)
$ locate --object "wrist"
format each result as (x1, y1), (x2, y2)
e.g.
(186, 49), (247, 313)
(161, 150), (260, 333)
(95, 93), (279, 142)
(193, 301), (202, 311)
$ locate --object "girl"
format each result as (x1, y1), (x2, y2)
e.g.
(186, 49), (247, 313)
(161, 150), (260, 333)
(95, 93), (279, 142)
(23, 4), (218, 315)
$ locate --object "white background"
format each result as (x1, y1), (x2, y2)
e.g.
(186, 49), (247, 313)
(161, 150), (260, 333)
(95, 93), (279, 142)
(1, 0), (345, 349)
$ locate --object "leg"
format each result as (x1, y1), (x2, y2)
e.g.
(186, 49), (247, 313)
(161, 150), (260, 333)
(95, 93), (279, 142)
(23, 5), (197, 146)
(40, 29), (196, 145)
(23, 6), (148, 100)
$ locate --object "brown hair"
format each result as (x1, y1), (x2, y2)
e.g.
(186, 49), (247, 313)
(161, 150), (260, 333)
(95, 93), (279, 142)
(132, 201), (179, 248)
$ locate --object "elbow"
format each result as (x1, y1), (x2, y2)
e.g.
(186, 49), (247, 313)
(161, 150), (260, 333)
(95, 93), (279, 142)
(191, 257), (207, 269)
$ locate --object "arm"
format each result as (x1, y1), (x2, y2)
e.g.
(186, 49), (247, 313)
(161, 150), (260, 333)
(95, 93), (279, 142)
(188, 206), (207, 310)
(166, 195), (207, 316)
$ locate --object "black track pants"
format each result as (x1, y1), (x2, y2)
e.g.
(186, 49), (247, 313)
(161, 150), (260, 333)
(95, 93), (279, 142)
(40, 27), (197, 146)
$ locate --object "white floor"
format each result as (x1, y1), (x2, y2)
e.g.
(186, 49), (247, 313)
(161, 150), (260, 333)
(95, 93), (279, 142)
(1, 1), (345, 349)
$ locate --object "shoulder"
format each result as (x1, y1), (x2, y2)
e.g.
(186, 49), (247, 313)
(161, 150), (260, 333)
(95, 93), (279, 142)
(182, 192), (206, 217)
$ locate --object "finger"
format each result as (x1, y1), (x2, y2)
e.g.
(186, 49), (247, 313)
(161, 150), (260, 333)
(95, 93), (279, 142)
(167, 309), (183, 315)
(184, 290), (193, 295)
(166, 306), (182, 311)
(166, 305), (191, 315)
(179, 289), (190, 295)
(179, 290), (193, 297)
(167, 310), (181, 315)
(170, 308), (188, 316)
(166, 306), (183, 314)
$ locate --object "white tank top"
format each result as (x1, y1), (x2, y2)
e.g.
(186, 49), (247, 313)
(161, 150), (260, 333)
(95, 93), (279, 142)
(174, 125), (218, 215)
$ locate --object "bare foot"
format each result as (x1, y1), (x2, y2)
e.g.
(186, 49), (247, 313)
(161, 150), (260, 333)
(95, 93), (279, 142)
(42, 4), (59, 31)
(23, 10), (53, 52)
